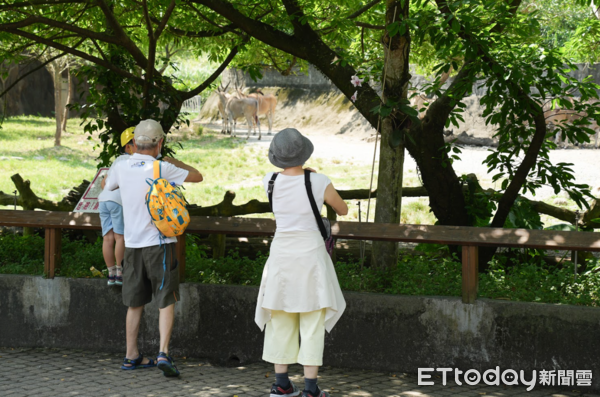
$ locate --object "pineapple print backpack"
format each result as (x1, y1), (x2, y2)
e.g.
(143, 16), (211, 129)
(145, 161), (190, 238)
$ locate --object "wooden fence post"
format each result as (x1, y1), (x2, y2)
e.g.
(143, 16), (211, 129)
(210, 206), (227, 258)
(176, 234), (186, 283)
(44, 228), (62, 279)
(461, 245), (478, 304)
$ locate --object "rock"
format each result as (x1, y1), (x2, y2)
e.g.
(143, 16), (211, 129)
(33, 156), (45, 160)
(444, 132), (498, 147)
(553, 198), (568, 206)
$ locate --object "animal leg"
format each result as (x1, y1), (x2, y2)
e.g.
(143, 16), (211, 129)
(267, 112), (272, 135)
(257, 117), (261, 140)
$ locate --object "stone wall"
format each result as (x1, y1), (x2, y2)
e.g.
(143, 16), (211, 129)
(1, 61), (55, 117)
(1, 275), (599, 391)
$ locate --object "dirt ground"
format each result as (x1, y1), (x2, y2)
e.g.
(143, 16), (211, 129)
(197, 120), (600, 204)
(197, 85), (600, 205)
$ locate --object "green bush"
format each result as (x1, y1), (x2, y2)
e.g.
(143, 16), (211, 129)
(1, 233), (598, 306)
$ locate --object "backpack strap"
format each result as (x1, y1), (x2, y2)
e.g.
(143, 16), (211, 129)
(304, 169), (328, 240)
(153, 160), (161, 179)
(267, 172), (279, 212)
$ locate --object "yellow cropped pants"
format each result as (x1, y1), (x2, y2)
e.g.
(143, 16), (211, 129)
(262, 309), (326, 366)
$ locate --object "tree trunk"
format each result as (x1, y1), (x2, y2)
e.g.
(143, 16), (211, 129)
(50, 63), (63, 147)
(61, 64), (71, 133)
(370, 0), (411, 269)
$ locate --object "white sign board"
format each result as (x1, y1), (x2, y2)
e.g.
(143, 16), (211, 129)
(74, 167), (109, 213)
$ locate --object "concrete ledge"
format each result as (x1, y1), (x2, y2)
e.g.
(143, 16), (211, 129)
(1, 275), (599, 389)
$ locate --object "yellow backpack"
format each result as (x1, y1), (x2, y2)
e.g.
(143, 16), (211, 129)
(145, 161), (190, 237)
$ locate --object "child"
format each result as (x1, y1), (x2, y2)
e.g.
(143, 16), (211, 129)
(98, 127), (135, 285)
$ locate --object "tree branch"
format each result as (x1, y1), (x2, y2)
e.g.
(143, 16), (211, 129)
(96, 0), (151, 71)
(180, 44), (240, 99)
(348, 0), (383, 19)
(154, 0), (176, 40)
(166, 25), (235, 37)
(1, 28), (146, 85)
(0, 0), (83, 10)
(0, 15), (121, 46)
(355, 21), (385, 30)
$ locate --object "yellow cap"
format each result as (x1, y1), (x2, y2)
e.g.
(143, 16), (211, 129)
(120, 127), (135, 147)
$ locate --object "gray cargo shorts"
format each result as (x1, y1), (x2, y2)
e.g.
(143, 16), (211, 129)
(122, 243), (180, 309)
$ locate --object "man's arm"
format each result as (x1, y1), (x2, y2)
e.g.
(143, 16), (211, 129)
(162, 157), (203, 183)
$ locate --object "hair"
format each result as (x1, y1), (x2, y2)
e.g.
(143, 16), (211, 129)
(121, 140), (133, 153)
(135, 140), (159, 151)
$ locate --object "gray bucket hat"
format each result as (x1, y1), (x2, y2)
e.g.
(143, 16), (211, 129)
(268, 128), (314, 168)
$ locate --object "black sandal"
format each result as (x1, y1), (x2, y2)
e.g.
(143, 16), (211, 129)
(157, 352), (180, 377)
(121, 354), (157, 370)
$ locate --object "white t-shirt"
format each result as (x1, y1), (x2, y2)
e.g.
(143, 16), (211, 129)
(263, 172), (331, 232)
(105, 153), (189, 248)
(98, 154), (131, 205)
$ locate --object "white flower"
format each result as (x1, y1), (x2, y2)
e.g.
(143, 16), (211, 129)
(351, 91), (358, 102)
(350, 75), (363, 87)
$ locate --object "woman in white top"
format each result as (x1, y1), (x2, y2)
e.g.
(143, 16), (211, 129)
(255, 128), (348, 397)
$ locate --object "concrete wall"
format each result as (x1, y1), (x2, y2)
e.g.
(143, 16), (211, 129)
(1, 275), (599, 390)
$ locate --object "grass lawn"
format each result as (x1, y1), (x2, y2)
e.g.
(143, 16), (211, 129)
(0, 116), (433, 224)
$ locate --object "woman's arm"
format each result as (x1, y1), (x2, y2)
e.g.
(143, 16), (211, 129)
(324, 183), (348, 216)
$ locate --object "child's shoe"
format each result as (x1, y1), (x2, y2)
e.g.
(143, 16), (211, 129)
(107, 274), (116, 286)
(115, 266), (123, 286)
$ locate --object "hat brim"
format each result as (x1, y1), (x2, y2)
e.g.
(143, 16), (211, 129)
(268, 135), (314, 168)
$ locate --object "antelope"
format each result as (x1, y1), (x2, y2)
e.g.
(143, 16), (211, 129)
(216, 83), (231, 133)
(236, 87), (277, 133)
(225, 95), (261, 140)
(542, 98), (600, 148)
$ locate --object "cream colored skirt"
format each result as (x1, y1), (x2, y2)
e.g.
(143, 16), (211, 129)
(254, 231), (346, 333)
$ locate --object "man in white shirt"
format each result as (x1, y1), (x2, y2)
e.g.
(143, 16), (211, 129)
(105, 119), (203, 377)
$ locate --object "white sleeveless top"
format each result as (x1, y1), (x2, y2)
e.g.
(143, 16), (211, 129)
(262, 172), (331, 232)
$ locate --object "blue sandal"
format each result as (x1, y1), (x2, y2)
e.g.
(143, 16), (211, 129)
(121, 354), (156, 370)
(157, 352), (180, 377)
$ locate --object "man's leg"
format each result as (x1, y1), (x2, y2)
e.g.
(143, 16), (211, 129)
(122, 247), (153, 368)
(123, 306), (152, 366)
(158, 303), (175, 358)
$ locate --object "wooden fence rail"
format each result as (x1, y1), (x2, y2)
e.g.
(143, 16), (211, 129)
(2, 209), (600, 304)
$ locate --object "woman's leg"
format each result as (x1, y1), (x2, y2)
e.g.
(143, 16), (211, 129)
(263, 310), (301, 395)
(298, 309), (326, 396)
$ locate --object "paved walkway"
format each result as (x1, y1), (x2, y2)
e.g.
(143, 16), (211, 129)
(1, 347), (598, 397)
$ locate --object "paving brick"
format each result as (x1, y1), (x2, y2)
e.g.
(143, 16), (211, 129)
(1, 347), (599, 397)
